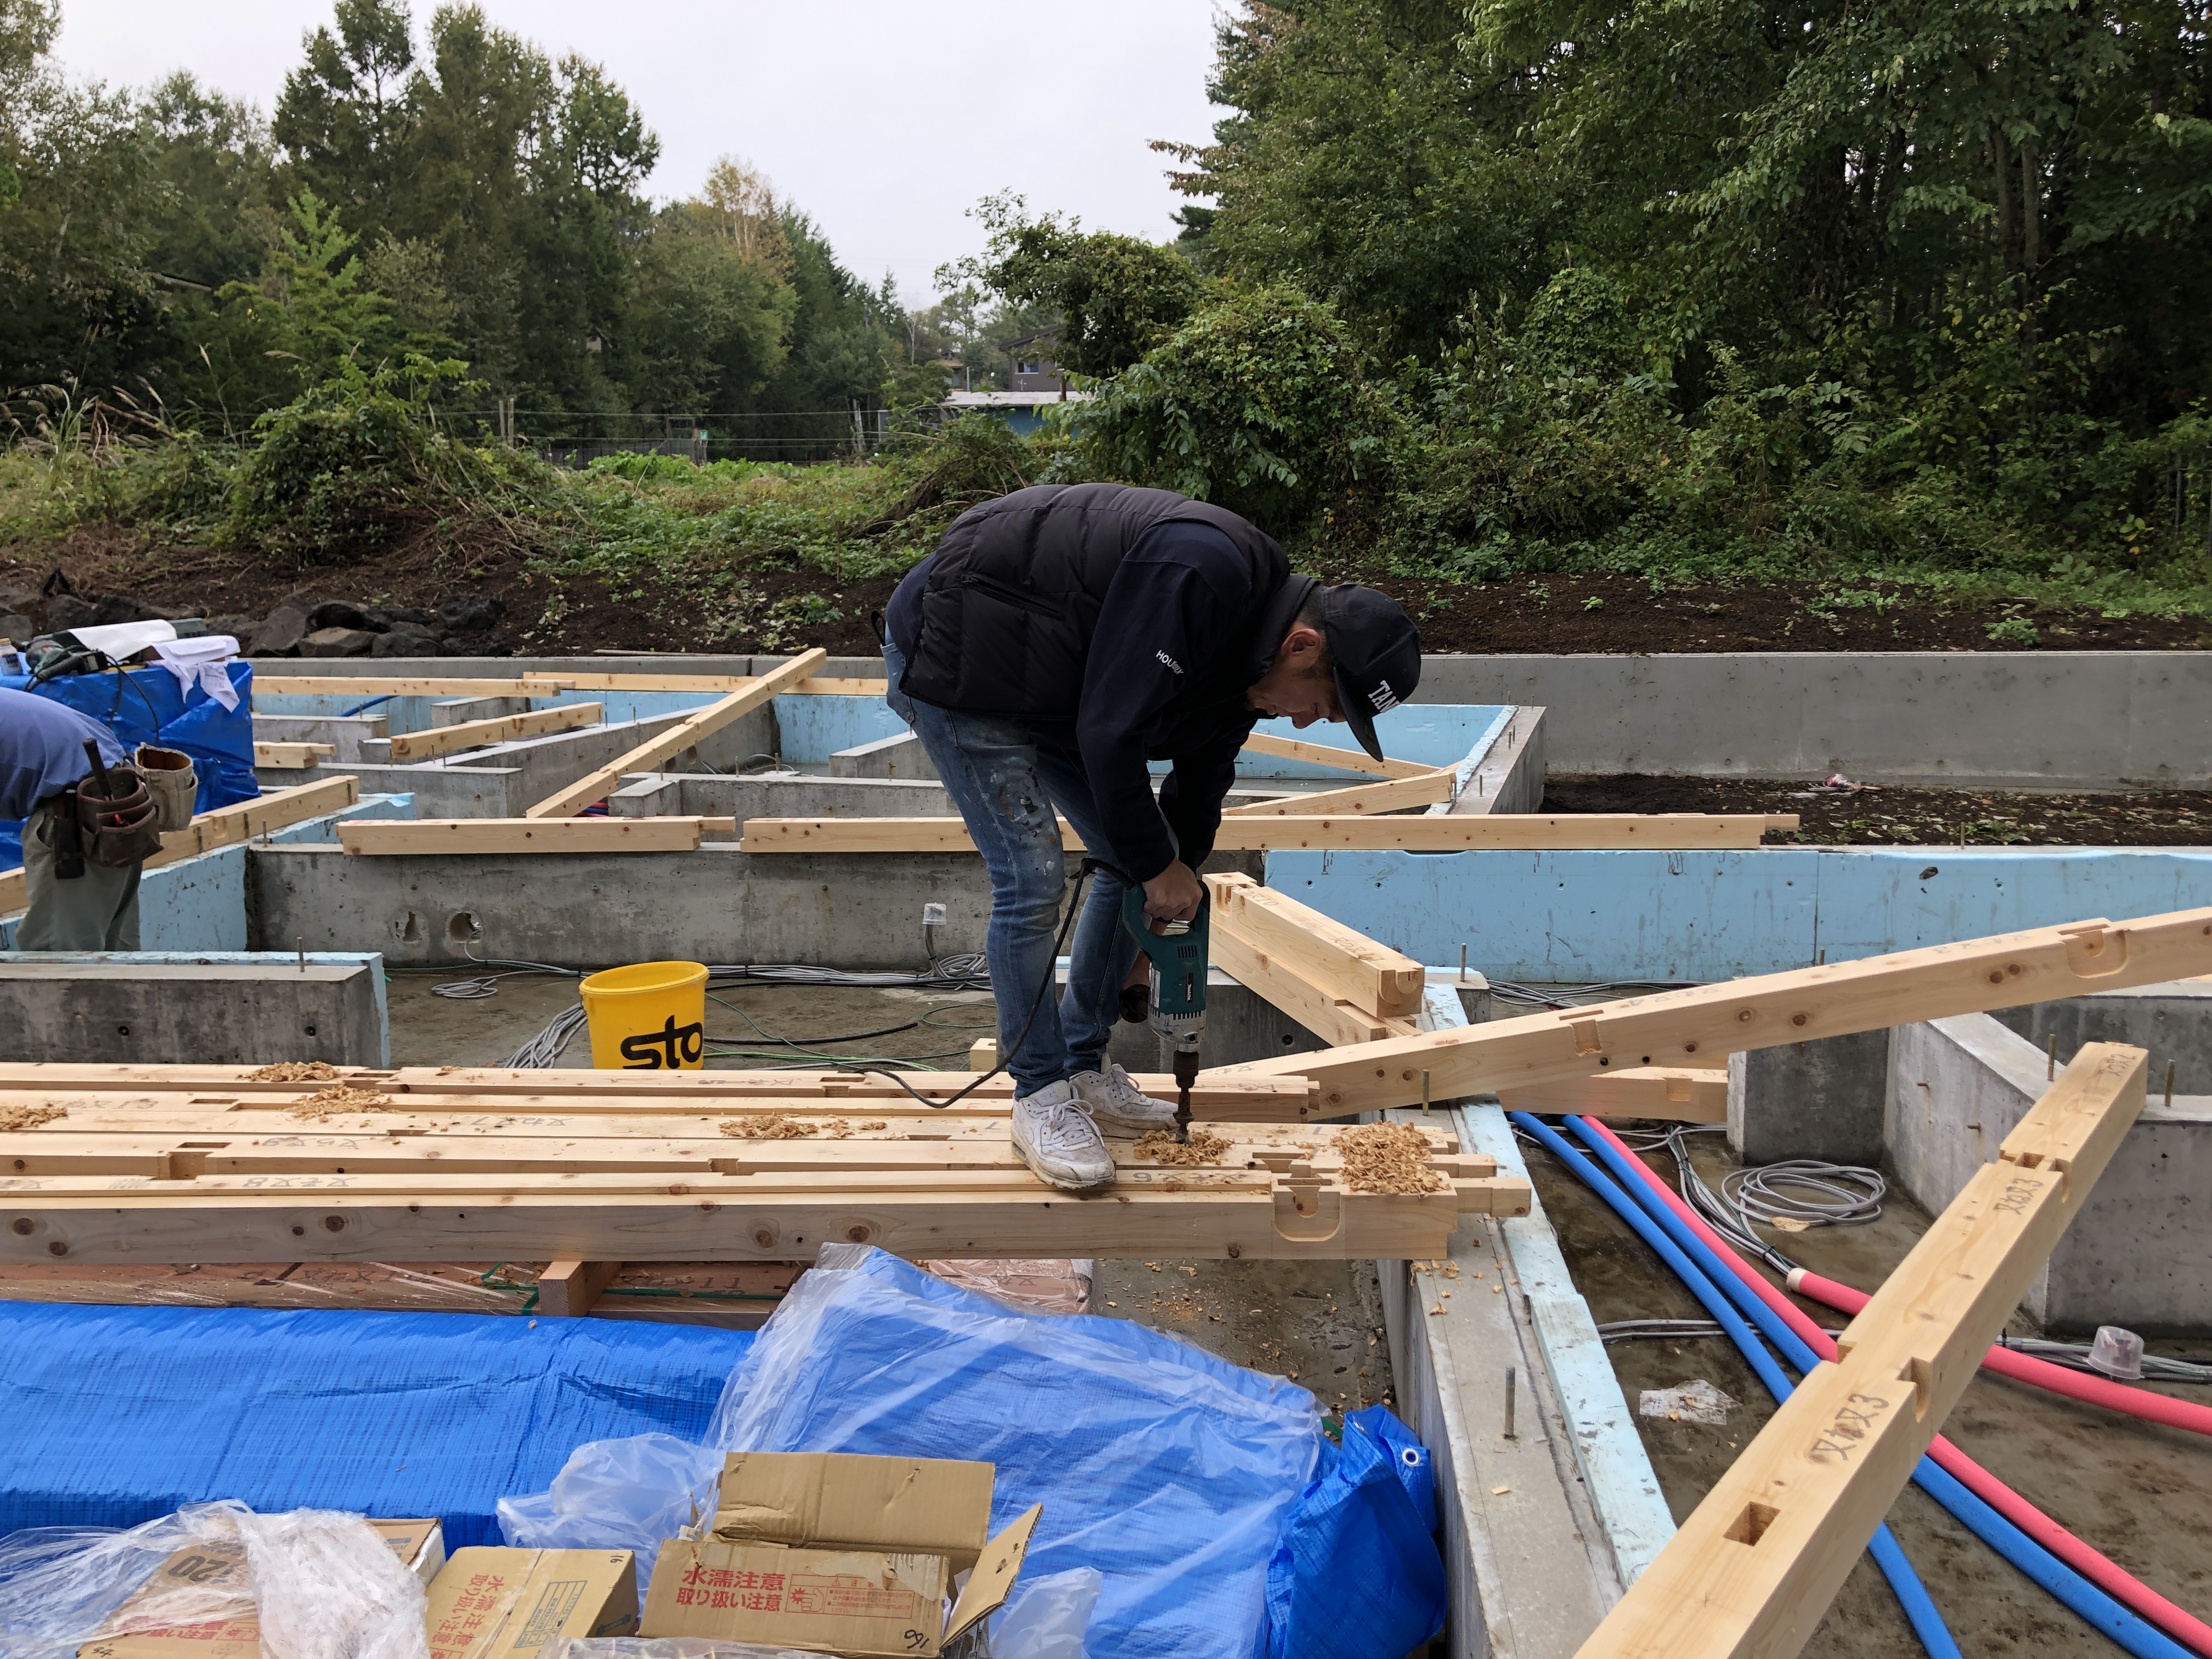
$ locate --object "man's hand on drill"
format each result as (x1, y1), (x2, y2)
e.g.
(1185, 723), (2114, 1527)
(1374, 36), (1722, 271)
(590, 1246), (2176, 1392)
(1142, 859), (1204, 924)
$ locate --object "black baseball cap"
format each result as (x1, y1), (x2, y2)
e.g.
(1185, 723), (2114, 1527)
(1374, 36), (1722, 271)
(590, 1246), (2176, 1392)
(1318, 584), (1422, 761)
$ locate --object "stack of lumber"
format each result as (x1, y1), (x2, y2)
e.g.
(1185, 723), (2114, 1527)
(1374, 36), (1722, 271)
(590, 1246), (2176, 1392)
(0, 1064), (1531, 1265)
(1205, 872), (1429, 1045)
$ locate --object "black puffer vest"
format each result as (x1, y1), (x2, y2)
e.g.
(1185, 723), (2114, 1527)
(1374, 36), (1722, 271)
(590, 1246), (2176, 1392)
(897, 483), (1290, 718)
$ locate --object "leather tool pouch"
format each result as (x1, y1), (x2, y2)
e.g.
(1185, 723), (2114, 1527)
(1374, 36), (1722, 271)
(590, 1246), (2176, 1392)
(48, 790), (87, 880)
(72, 765), (166, 866)
(134, 743), (199, 831)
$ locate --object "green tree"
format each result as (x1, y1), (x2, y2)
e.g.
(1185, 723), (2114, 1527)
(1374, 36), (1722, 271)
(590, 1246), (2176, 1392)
(956, 192), (1205, 377)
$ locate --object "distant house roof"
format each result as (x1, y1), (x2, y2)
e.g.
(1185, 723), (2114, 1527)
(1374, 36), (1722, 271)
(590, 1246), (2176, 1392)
(940, 389), (1089, 410)
(1001, 326), (1063, 353)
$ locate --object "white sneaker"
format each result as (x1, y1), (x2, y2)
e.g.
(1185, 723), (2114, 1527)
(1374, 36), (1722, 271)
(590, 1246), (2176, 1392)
(1010, 1080), (1116, 1192)
(1070, 1062), (1180, 1135)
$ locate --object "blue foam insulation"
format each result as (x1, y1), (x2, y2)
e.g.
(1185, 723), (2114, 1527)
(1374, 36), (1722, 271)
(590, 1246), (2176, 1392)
(0, 1304), (753, 1546)
(1267, 845), (2212, 980)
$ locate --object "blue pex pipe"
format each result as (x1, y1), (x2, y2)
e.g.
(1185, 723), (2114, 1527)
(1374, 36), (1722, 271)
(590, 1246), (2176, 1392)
(1506, 1112), (1961, 1659)
(1543, 1113), (2200, 1659)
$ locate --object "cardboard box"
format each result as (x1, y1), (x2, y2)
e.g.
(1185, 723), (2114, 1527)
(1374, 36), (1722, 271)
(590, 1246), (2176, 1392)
(423, 1548), (639, 1659)
(79, 1520), (449, 1659)
(642, 1452), (1041, 1658)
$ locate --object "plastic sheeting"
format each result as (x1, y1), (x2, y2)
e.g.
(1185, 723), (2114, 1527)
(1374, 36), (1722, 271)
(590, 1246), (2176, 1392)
(512, 1248), (1444, 1659)
(0, 1501), (429, 1659)
(0, 1304), (752, 1548)
(0, 663), (257, 870)
(703, 1246), (1318, 1659)
(1265, 1407), (1446, 1659)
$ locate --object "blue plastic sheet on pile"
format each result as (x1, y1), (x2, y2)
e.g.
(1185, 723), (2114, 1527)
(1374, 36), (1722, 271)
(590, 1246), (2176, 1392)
(684, 1245), (1443, 1659)
(0, 663), (258, 869)
(1267, 1405), (1447, 1659)
(0, 1303), (753, 1547)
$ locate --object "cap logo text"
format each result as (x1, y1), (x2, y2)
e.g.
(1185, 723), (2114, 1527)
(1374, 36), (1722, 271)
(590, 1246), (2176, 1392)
(1368, 680), (1400, 714)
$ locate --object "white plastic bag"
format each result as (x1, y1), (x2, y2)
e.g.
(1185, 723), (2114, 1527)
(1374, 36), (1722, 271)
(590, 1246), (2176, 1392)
(1637, 1379), (1737, 1426)
(236, 1508), (427, 1659)
(0, 1501), (427, 1659)
(497, 1433), (723, 1610)
(986, 1567), (1101, 1659)
(545, 1639), (817, 1659)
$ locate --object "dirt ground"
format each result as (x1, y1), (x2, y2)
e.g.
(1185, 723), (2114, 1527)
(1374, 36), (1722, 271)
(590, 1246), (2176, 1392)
(8, 535), (2206, 657)
(1544, 774), (2212, 846)
(1523, 1124), (2212, 1659)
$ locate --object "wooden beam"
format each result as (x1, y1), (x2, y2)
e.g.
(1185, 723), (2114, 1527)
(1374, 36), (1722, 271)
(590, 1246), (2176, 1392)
(252, 741), (337, 769)
(1206, 873), (1426, 1017)
(527, 648), (826, 818)
(3, 775), (360, 917)
(1495, 1068), (1729, 1124)
(0, 1112), (1528, 1263)
(537, 1259), (623, 1316)
(969, 1037), (998, 1070)
(386, 702), (604, 760)
(0, 1063), (1325, 1120)
(519, 672), (886, 696)
(337, 817), (714, 854)
(1240, 731), (1436, 779)
(1221, 769), (1454, 817)
(1208, 920), (1393, 1047)
(252, 677), (577, 697)
(1215, 905), (2212, 1115)
(1572, 1044), (2148, 1659)
(738, 813), (1791, 854)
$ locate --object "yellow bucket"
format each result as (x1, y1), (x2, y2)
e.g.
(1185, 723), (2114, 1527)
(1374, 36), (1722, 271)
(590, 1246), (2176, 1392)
(579, 960), (710, 1070)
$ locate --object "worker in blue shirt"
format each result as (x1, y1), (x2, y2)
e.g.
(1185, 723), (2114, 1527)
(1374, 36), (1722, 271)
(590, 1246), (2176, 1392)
(884, 483), (1421, 1190)
(1, 686), (142, 950)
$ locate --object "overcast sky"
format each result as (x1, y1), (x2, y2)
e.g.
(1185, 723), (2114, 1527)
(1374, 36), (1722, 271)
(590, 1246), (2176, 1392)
(51, 1), (1227, 303)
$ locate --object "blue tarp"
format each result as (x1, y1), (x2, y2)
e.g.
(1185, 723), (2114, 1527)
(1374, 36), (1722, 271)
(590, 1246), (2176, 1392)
(0, 1304), (753, 1548)
(0, 663), (258, 870)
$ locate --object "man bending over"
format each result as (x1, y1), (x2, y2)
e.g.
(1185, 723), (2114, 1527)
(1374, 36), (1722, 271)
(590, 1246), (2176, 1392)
(882, 482), (1420, 1190)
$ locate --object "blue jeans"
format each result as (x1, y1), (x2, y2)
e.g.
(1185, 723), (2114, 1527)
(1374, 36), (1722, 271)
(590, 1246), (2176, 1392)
(884, 637), (1144, 1096)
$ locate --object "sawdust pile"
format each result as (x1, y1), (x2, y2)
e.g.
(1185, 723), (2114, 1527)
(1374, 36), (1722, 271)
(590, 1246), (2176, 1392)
(1337, 1122), (1446, 1194)
(250, 1061), (340, 1083)
(720, 1113), (817, 1140)
(825, 1118), (888, 1139)
(287, 1084), (392, 1120)
(0, 1104), (66, 1130)
(1133, 1127), (1231, 1166)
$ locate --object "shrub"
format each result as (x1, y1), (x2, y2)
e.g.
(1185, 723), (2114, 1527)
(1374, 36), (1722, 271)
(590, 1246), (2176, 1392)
(1070, 284), (1397, 540)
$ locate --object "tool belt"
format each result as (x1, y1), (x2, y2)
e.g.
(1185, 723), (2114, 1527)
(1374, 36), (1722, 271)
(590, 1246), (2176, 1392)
(134, 743), (199, 831)
(61, 764), (166, 871)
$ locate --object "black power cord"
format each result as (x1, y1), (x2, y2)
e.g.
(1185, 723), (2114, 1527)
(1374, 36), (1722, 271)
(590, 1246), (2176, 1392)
(857, 857), (1105, 1109)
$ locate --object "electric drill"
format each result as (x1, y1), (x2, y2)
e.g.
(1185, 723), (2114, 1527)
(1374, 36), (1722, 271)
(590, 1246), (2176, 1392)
(1120, 884), (1209, 1138)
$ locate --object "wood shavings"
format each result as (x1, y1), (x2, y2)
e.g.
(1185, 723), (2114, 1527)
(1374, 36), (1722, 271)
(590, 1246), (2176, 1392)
(287, 1084), (391, 1120)
(1336, 1122), (1446, 1194)
(823, 1118), (888, 1139)
(720, 1113), (817, 1139)
(250, 1060), (340, 1083)
(0, 1104), (66, 1130)
(1133, 1127), (1231, 1165)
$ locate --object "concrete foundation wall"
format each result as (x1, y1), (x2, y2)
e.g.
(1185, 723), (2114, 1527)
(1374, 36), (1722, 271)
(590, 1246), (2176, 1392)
(1412, 653), (2212, 789)
(1887, 1014), (2212, 1333)
(250, 843), (1001, 967)
(310, 708), (777, 817)
(0, 953), (388, 1066)
(1271, 845), (2212, 982)
(259, 650), (2211, 789)
(1990, 979), (2212, 1093)
(1726, 1029), (1893, 1164)
(611, 772), (960, 821)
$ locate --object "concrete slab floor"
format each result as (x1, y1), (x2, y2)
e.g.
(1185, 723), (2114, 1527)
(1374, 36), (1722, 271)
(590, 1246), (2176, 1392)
(379, 976), (1392, 1404)
(1523, 1123), (2212, 1659)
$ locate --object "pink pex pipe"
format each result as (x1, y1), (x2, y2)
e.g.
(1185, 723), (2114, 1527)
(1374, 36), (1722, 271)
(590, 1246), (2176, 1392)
(1786, 1267), (2212, 1442)
(1581, 1116), (2212, 1659)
